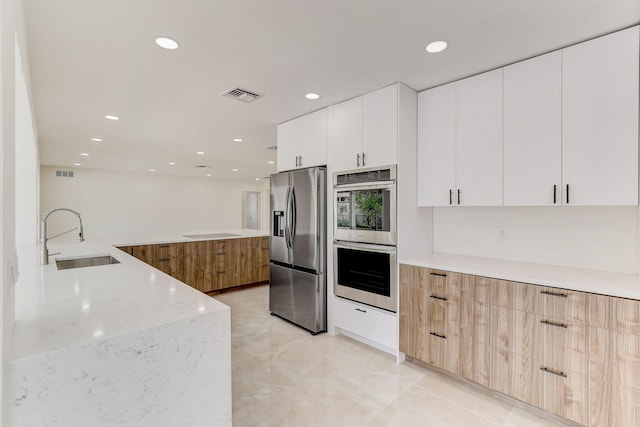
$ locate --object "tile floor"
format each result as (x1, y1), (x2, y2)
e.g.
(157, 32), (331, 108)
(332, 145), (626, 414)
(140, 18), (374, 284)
(214, 286), (566, 427)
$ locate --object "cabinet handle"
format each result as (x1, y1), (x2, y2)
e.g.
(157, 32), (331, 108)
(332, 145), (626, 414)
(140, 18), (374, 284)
(295, 156), (298, 167)
(553, 185), (557, 204)
(540, 290), (568, 298)
(457, 189), (461, 205)
(362, 152), (366, 166)
(355, 307), (367, 313)
(430, 272), (447, 277)
(357, 153), (361, 167)
(158, 257), (170, 261)
(540, 319), (568, 329)
(430, 295), (448, 301)
(566, 184), (569, 204)
(540, 366), (567, 378)
(430, 332), (446, 339)
(449, 189), (453, 205)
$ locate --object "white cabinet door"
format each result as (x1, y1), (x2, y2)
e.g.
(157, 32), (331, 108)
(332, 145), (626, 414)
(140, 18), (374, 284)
(456, 69), (503, 206)
(363, 84), (398, 168)
(562, 26), (639, 206)
(297, 108), (327, 169)
(333, 96), (363, 172)
(503, 51), (562, 206)
(333, 297), (397, 351)
(276, 108), (327, 172)
(417, 83), (456, 206)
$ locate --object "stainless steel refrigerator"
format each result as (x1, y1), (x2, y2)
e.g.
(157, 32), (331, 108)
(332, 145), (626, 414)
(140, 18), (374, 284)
(269, 166), (326, 334)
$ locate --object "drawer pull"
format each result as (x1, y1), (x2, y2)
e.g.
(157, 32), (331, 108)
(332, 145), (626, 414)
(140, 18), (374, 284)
(430, 295), (448, 301)
(430, 332), (446, 339)
(158, 257), (170, 261)
(355, 308), (367, 313)
(540, 320), (568, 329)
(540, 366), (567, 378)
(430, 272), (447, 277)
(540, 290), (568, 298)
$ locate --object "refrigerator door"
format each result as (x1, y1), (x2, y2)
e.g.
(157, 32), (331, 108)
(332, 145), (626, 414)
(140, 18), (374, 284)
(290, 167), (326, 273)
(270, 171), (291, 265)
(269, 263), (326, 333)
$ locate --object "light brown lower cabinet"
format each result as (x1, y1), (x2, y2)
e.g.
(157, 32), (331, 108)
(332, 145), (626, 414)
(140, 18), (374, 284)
(400, 263), (640, 427)
(119, 236), (269, 293)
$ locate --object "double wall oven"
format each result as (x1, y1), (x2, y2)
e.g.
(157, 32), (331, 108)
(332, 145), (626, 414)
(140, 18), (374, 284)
(333, 165), (397, 312)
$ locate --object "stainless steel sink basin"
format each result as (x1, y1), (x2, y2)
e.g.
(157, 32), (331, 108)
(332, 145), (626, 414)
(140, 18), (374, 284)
(183, 233), (241, 239)
(56, 255), (121, 270)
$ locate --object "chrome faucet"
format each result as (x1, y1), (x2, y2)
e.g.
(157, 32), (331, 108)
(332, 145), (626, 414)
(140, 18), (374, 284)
(40, 208), (85, 265)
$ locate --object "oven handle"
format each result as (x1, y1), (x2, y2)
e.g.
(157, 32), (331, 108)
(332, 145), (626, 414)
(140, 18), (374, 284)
(333, 181), (396, 190)
(333, 240), (396, 254)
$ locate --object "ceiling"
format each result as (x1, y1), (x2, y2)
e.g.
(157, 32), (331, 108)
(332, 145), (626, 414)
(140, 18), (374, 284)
(23, 0), (640, 182)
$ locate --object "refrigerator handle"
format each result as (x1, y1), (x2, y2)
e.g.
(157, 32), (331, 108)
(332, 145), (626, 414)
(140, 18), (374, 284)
(290, 186), (297, 247)
(284, 185), (292, 249)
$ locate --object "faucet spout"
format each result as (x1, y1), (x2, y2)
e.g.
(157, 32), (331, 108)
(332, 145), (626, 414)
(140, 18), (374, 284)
(41, 208), (85, 265)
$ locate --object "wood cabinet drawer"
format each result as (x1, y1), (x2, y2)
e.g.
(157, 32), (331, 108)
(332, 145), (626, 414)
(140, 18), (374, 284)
(537, 365), (588, 426)
(536, 315), (587, 374)
(535, 287), (587, 323)
(416, 267), (474, 300)
(333, 297), (397, 351)
(490, 349), (537, 406)
(589, 293), (640, 334)
(489, 279), (536, 311)
(425, 331), (459, 375)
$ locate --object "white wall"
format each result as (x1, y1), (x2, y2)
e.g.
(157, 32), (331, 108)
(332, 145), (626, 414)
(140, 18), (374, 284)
(432, 206), (638, 274)
(15, 36), (39, 246)
(40, 166), (267, 240)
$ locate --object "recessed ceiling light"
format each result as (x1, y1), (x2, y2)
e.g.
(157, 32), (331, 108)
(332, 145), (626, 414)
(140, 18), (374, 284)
(206, 174), (212, 177)
(149, 169), (156, 172)
(91, 138), (103, 142)
(197, 151), (205, 155)
(73, 163), (81, 166)
(168, 162), (175, 165)
(426, 41), (448, 53)
(232, 168), (238, 172)
(268, 161), (275, 164)
(305, 93), (320, 100)
(155, 37), (179, 50)
(80, 152), (89, 156)
(255, 178), (260, 181)
(233, 138), (243, 142)
(105, 115), (119, 120)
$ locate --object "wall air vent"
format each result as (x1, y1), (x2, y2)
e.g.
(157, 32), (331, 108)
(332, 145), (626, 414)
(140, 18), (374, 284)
(55, 170), (74, 178)
(222, 86), (263, 103)
(265, 145), (277, 151)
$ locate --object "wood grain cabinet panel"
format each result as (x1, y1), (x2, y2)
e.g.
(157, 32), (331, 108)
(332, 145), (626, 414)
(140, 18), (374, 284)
(536, 315), (587, 374)
(537, 365), (588, 425)
(535, 287), (587, 323)
(490, 349), (537, 406)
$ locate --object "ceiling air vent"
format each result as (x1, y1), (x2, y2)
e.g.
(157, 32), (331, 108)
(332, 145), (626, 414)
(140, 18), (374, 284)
(55, 170), (74, 178)
(222, 86), (263, 103)
(194, 165), (211, 169)
(265, 145), (277, 151)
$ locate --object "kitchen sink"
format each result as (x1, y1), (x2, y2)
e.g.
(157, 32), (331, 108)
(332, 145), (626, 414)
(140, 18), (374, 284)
(183, 233), (241, 239)
(56, 255), (121, 270)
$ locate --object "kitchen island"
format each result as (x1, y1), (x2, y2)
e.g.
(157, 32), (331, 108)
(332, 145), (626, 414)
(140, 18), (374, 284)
(6, 230), (266, 426)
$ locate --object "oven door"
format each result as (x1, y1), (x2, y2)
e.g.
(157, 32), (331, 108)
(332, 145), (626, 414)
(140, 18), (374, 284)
(333, 241), (397, 312)
(334, 182), (396, 245)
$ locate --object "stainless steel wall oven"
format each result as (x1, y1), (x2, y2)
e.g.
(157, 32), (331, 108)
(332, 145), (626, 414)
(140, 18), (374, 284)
(333, 165), (397, 312)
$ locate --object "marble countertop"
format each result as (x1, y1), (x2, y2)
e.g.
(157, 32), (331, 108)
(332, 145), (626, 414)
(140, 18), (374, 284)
(110, 228), (269, 246)
(13, 229), (266, 361)
(400, 252), (640, 300)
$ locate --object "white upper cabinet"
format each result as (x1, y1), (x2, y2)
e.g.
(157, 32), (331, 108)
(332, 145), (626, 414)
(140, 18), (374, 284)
(417, 83), (456, 206)
(418, 70), (503, 206)
(277, 108), (327, 172)
(503, 51), (562, 206)
(333, 84), (398, 172)
(362, 84), (398, 168)
(455, 69), (503, 206)
(332, 97), (363, 172)
(562, 26), (639, 206)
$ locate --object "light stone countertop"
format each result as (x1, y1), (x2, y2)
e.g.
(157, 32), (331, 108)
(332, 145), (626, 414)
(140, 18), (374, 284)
(13, 229), (266, 361)
(401, 252), (640, 300)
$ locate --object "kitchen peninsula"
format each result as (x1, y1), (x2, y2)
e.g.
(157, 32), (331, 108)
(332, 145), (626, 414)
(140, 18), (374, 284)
(6, 229), (265, 426)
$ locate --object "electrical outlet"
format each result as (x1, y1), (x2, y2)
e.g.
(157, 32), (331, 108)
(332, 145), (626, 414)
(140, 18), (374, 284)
(497, 227), (507, 241)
